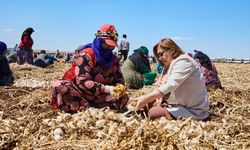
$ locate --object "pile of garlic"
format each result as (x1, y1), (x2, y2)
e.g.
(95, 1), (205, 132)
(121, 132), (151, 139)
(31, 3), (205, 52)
(14, 78), (50, 88)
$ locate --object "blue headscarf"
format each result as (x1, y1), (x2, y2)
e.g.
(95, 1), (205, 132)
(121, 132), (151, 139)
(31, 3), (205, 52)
(0, 41), (7, 54)
(81, 38), (114, 68)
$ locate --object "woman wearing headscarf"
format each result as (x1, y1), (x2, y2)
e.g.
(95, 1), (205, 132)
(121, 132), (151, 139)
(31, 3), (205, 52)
(17, 27), (34, 65)
(135, 38), (209, 120)
(33, 50), (58, 68)
(50, 24), (128, 113)
(193, 50), (223, 90)
(0, 41), (14, 86)
(121, 46), (157, 89)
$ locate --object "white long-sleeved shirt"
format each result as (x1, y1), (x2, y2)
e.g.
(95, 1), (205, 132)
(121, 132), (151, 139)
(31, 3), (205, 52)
(119, 39), (129, 51)
(157, 53), (209, 119)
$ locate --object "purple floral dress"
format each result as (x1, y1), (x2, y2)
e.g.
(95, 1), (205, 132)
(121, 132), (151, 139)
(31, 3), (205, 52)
(196, 59), (223, 90)
(51, 52), (128, 113)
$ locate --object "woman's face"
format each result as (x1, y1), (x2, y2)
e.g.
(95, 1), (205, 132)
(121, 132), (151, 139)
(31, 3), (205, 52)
(102, 41), (115, 50)
(157, 48), (174, 68)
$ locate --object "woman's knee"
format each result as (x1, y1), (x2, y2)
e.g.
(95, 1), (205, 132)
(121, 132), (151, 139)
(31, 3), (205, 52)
(148, 105), (171, 120)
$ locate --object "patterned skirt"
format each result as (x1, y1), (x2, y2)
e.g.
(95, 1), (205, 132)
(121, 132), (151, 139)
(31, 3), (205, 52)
(51, 80), (129, 113)
(17, 47), (33, 65)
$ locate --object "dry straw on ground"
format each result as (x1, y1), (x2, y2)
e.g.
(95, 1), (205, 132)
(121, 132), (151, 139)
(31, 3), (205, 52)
(0, 62), (249, 149)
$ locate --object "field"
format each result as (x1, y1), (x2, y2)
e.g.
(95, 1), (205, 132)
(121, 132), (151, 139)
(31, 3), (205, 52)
(0, 62), (250, 149)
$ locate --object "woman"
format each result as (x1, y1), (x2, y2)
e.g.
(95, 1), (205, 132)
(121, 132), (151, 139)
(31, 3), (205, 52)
(121, 46), (157, 89)
(34, 50), (58, 68)
(0, 41), (14, 86)
(193, 50), (223, 90)
(17, 27), (34, 65)
(51, 24), (128, 113)
(136, 38), (209, 120)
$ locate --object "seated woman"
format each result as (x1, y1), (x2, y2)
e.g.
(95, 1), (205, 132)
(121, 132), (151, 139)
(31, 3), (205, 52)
(7, 50), (17, 63)
(135, 38), (209, 120)
(50, 24), (128, 113)
(34, 50), (58, 68)
(121, 46), (157, 89)
(64, 52), (73, 63)
(193, 50), (223, 90)
(0, 41), (14, 86)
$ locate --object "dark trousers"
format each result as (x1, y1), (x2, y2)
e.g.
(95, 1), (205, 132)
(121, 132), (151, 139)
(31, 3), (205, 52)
(119, 50), (128, 61)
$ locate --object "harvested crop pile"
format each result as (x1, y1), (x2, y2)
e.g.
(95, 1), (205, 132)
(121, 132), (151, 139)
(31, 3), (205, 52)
(0, 62), (249, 149)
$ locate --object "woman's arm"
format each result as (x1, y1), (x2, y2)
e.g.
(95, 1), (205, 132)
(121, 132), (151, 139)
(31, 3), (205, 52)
(136, 89), (164, 110)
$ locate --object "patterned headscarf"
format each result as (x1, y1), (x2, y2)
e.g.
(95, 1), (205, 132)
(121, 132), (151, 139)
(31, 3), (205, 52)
(95, 24), (118, 47)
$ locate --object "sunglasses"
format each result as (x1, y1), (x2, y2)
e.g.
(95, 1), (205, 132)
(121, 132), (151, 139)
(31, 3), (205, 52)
(158, 49), (172, 58)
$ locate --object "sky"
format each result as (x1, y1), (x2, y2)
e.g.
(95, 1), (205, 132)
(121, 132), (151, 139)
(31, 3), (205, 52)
(0, 0), (250, 59)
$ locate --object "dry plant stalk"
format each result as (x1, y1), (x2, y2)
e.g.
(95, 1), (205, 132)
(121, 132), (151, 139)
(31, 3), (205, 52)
(0, 62), (249, 149)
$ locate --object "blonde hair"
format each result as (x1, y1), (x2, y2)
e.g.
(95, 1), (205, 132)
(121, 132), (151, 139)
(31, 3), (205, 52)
(153, 38), (184, 65)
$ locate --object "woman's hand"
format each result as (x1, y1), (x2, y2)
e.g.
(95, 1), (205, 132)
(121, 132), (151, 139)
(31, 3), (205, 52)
(135, 89), (164, 110)
(135, 95), (149, 110)
(153, 80), (161, 86)
(102, 84), (127, 99)
(103, 85), (115, 96)
(114, 84), (126, 98)
(155, 98), (163, 106)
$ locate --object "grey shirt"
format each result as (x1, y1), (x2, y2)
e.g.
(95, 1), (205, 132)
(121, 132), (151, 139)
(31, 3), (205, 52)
(37, 53), (48, 60)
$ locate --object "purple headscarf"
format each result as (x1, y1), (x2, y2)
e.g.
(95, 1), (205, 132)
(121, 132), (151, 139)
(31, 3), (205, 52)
(81, 38), (115, 68)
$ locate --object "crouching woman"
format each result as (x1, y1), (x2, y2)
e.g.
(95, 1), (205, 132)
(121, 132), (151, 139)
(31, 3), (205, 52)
(50, 24), (128, 113)
(135, 38), (209, 120)
(0, 41), (14, 86)
(121, 46), (157, 89)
